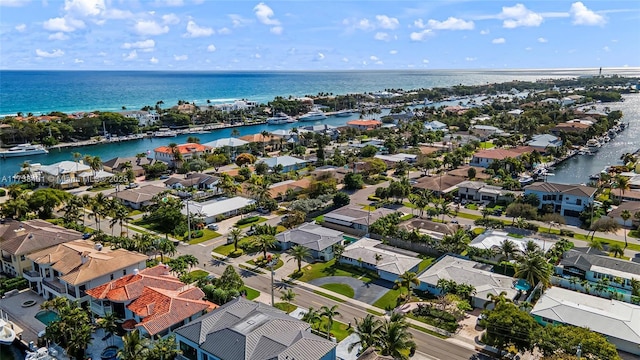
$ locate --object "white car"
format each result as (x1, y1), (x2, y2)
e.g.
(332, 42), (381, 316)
(207, 224), (219, 231)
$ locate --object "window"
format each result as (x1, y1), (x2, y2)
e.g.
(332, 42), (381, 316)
(20, 255), (26, 261)
(123, 269), (127, 276)
(179, 341), (198, 360)
(576, 199), (582, 206)
(110, 274), (114, 280)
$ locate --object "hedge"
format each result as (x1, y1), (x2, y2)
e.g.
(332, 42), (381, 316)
(0, 277), (28, 296)
(229, 249), (244, 258)
(0, 189), (6, 196)
(236, 216), (260, 226)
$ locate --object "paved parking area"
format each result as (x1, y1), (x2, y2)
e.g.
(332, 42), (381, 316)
(309, 276), (390, 304)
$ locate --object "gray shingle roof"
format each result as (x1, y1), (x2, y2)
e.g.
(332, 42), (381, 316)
(276, 223), (344, 251)
(524, 182), (597, 197)
(560, 249), (640, 277)
(174, 298), (335, 360)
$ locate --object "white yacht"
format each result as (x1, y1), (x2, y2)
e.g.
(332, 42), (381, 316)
(518, 176), (535, 186)
(586, 139), (601, 153)
(333, 109), (353, 117)
(0, 144), (48, 158)
(0, 316), (16, 345)
(153, 128), (177, 138)
(298, 110), (327, 122)
(267, 112), (293, 125)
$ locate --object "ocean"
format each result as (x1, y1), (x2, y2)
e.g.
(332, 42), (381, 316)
(1, 68), (639, 181)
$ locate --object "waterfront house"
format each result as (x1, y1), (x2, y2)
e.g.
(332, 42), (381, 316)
(256, 155), (310, 173)
(0, 219), (82, 281)
(424, 121), (448, 132)
(205, 100), (258, 113)
(447, 166), (491, 180)
(181, 197), (255, 224)
(470, 147), (531, 168)
(276, 223), (344, 261)
(111, 185), (167, 210)
(398, 219), (456, 241)
(239, 133), (278, 150)
(153, 143), (212, 168)
(28, 161), (114, 189)
(417, 255), (518, 309)
(174, 297), (337, 360)
(202, 137), (249, 149)
(551, 121), (591, 135)
(298, 124), (340, 142)
(609, 188), (640, 203)
(412, 174), (465, 197)
(530, 287), (640, 356)
(526, 134), (563, 154)
(523, 182), (596, 218)
(118, 110), (159, 126)
(469, 125), (505, 140)
(469, 229), (555, 256)
(346, 119), (382, 131)
(339, 237), (421, 282)
(27, 240), (147, 306)
(456, 181), (506, 204)
(103, 156), (154, 177)
(322, 206), (397, 236)
(608, 201), (640, 226)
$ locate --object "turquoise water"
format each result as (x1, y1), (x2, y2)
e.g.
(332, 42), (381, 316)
(343, 235), (359, 244)
(35, 310), (59, 326)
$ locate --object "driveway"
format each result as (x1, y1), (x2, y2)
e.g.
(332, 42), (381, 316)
(309, 276), (390, 304)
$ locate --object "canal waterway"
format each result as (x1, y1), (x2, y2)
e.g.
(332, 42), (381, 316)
(551, 93), (640, 185)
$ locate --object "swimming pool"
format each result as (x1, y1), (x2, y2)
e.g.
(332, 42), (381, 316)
(343, 235), (359, 244)
(35, 310), (60, 326)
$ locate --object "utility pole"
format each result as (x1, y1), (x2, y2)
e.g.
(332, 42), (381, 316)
(186, 195), (191, 243)
(267, 254), (276, 305)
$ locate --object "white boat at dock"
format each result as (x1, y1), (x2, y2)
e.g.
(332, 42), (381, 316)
(0, 314), (16, 345)
(586, 139), (601, 153)
(0, 143), (48, 158)
(518, 176), (535, 186)
(153, 128), (177, 138)
(333, 109), (354, 117)
(267, 112), (293, 125)
(298, 110), (327, 122)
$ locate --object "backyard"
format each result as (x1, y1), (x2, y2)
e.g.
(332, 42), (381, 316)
(291, 259), (376, 283)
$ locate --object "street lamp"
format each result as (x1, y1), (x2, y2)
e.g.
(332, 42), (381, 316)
(267, 254), (277, 306)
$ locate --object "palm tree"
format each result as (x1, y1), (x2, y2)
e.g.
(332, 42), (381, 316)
(280, 289), (296, 304)
(154, 237), (177, 260)
(253, 234), (277, 258)
(288, 245), (311, 272)
(569, 276), (579, 290)
(320, 305), (341, 339)
(348, 314), (383, 353)
(80, 193), (91, 225)
(96, 312), (119, 346)
(614, 175), (630, 198)
(588, 237), (604, 251)
(498, 239), (518, 272)
(89, 194), (105, 232)
(109, 204), (132, 236)
(260, 130), (270, 155)
(484, 291), (512, 309)
(515, 253), (552, 289)
(621, 209), (631, 249)
(378, 316), (415, 360)
(333, 243), (345, 261)
(394, 271), (420, 304)
(62, 196), (82, 225)
(630, 278), (640, 297)
(228, 227), (243, 252)
(609, 243), (625, 258)
(118, 330), (149, 360)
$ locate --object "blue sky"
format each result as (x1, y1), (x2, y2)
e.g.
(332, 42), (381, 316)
(0, 0), (638, 70)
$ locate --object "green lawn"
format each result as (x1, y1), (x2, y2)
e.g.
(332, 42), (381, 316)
(241, 286), (260, 300)
(128, 209), (143, 216)
(630, 230), (640, 239)
(320, 283), (355, 298)
(479, 141), (495, 149)
(373, 287), (403, 310)
(274, 302), (297, 313)
(236, 217), (267, 229)
(399, 214), (415, 221)
(366, 308), (385, 316)
(89, 184), (113, 192)
(293, 259), (375, 283)
(464, 204), (479, 210)
(314, 215), (325, 223)
(472, 227), (486, 235)
(417, 258), (435, 273)
(187, 229), (221, 244)
(247, 258), (284, 271)
(457, 212), (482, 220)
(362, 205), (377, 211)
(311, 319), (354, 342)
(403, 202), (418, 209)
(313, 290), (346, 303)
(213, 237), (256, 256)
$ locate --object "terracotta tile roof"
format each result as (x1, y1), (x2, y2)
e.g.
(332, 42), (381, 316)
(413, 174), (466, 193)
(0, 219), (82, 256)
(473, 147), (532, 160)
(447, 166), (491, 180)
(154, 143), (211, 155)
(238, 133), (275, 143)
(86, 265), (185, 302)
(128, 286), (217, 336)
(268, 178), (311, 199)
(28, 240), (147, 286)
(347, 119), (382, 126)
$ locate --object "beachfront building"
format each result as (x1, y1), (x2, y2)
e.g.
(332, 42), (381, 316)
(27, 240), (147, 305)
(181, 197), (255, 224)
(339, 237), (421, 282)
(111, 185), (167, 210)
(469, 229), (555, 256)
(531, 287), (640, 356)
(526, 134), (563, 154)
(469, 147), (531, 168)
(346, 119), (382, 131)
(203, 100), (258, 113)
(322, 206), (397, 236)
(456, 181), (507, 204)
(174, 297), (337, 360)
(0, 219), (82, 280)
(417, 255), (519, 309)
(87, 265), (217, 338)
(276, 223), (344, 261)
(523, 182), (596, 218)
(256, 155), (310, 173)
(153, 143), (212, 168)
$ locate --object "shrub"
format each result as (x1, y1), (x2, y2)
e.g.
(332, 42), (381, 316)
(0, 189), (6, 196)
(0, 277), (29, 296)
(233, 175), (245, 183)
(229, 249), (244, 258)
(559, 229), (574, 237)
(190, 230), (204, 238)
(236, 216), (260, 226)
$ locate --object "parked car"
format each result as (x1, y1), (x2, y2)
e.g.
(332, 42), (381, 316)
(246, 225), (257, 236)
(82, 233), (92, 239)
(207, 223), (219, 231)
(476, 313), (487, 327)
(256, 207), (270, 214)
(159, 175), (169, 180)
(126, 183), (139, 189)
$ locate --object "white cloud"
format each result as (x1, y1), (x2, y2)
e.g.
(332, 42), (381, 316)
(374, 61), (383, 65)
(570, 2), (606, 26)
(537, 37), (548, 43)
(122, 39), (155, 50)
(98, 51), (107, 56)
(525, 47), (532, 51)
(253, 53), (261, 59)
(74, 58), (84, 63)
(183, 20), (213, 37)
(123, 50), (137, 60)
(342, 57), (349, 62)
(63, 0), (104, 17)
(375, 15), (399, 29)
(35, 48), (64, 58)
(410, 29), (433, 41)
(370, 55), (379, 61)
(15, 23), (26, 32)
(427, 17), (474, 30)
(389, 50), (398, 55)
(492, 37), (506, 44)
(465, 57), (477, 61)
(499, 4), (543, 28)
(351, 18), (374, 30)
(162, 13), (180, 25)
(103, 8), (133, 19)
(0, 0), (31, 7)
(207, 44), (216, 52)
(374, 32), (389, 41)
(229, 14), (251, 28)
(316, 52), (325, 60)
(134, 20), (169, 35)
(603, 46), (610, 52)
(150, 57), (159, 64)
(422, 59), (429, 64)
(480, 29), (489, 35)
(48, 32), (69, 40)
(270, 26), (282, 34)
(254, 2), (280, 25)
(173, 54), (188, 61)
(413, 19), (426, 28)
(154, 0), (183, 6)
(218, 27), (231, 34)
(43, 17), (85, 32)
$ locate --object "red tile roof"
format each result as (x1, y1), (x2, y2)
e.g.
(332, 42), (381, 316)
(473, 146), (532, 160)
(86, 265), (185, 302)
(127, 286), (218, 336)
(154, 143), (211, 155)
(347, 119), (382, 126)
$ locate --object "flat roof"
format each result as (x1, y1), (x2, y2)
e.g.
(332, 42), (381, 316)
(470, 229), (555, 253)
(182, 197), (255, 218)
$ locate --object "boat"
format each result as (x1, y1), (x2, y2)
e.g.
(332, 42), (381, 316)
(586, 139), (601, 153)
(0, 317), (16, 345)
(298, 110), (327, 122)
(0, 143), (48, 158)
(25, 347), (59, 360)
(518, 176), (535, 186)
(153, 128), (177, 138)
(267, 112), (293, 125)
(333, 109), (353, 117)
(589, 174), (601, 180)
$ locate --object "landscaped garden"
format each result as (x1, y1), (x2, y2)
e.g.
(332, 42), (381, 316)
(319, 283), (355, 298)
(291, 259), (377, 283)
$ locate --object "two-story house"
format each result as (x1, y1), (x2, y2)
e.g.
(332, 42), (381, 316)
(154, 143), (212, 168)
(456, 180), (506, 204)
(27, 161), (114, 189)
(27, 240), (147, 306)
(524, 182), (597, 218)
(469, 147), (531, 168)
(174, 297), (337, 360)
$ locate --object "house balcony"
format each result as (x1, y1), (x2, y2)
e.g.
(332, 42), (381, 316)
(90, 300), (112, 317)
(23, 269), (42, 281)
(1, 254), (11, 263)
(42, 279), (67, 294)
